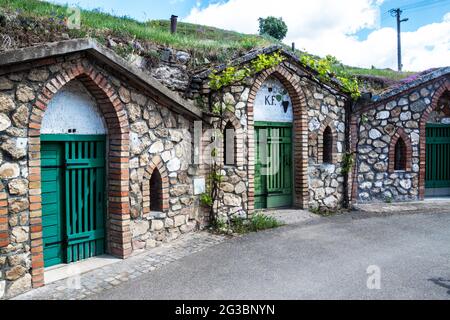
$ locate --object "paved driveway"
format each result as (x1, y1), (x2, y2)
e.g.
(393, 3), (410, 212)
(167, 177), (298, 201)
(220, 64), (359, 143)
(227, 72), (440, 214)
(91, 212), (450, 300)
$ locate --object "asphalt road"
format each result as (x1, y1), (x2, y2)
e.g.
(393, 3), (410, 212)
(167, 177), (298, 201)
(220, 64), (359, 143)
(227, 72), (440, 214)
(91, 212), (450, 300)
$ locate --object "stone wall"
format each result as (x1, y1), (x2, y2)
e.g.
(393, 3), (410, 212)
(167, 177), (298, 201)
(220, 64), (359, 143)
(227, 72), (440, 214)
(200, 87), (249, 220)
(0, 52), (207, 298)
(304, 81), (347, 211)
(354, 77), (449, 203)
(196, 61), (348, 214)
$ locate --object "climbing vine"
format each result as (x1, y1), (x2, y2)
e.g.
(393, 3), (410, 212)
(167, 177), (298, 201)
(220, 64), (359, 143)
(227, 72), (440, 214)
(208, 51), (285, 91)
(341, 152), (355, 175)
(200, 51), (286, 227)
(300, 54), (361, 100)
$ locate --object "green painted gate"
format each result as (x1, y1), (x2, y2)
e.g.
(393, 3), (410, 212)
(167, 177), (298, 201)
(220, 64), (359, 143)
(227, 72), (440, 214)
(426, 124), (450, 195)
(42, 135), (106, 267)
(255, 122), (293, 209)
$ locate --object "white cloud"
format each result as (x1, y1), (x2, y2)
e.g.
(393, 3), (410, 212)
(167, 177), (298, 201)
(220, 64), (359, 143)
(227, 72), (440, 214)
(184, 0), (450, 71)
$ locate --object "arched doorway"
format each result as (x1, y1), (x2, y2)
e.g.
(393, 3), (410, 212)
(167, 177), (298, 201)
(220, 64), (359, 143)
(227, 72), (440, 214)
(424, 89), (450, 197)
(253, 77), (294, 209)
(29, 64), (130, 288)
(40, 81), (108, 267)
(247, 66), (309, 212)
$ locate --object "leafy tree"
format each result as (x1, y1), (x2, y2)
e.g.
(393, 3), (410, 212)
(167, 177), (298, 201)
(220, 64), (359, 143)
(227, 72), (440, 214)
(258, 16), (288, 41)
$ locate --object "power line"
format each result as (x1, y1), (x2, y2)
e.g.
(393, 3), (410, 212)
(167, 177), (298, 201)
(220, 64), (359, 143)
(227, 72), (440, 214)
(401, 0), (450, 11)
(380, 0), (448, 71)
(381, 0), (450, 23)
(405, 1), (450, 13)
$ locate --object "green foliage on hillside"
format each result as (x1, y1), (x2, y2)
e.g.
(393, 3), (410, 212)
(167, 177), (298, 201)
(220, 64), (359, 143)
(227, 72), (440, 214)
(300, 54), (361, 99)
(258, 16), (288, 41)
(0, 0), (273, 64)
(345, 67), (415, 82)
(0, 0), (415, 85)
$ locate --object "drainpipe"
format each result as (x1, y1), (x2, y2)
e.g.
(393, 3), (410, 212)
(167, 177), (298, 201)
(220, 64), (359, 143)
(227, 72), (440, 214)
(343, 98), (353, 209)
(343, 93), (372, 209)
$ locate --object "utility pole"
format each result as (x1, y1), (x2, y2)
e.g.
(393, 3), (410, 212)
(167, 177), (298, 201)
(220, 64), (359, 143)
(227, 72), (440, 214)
(389, 8), (408, 72)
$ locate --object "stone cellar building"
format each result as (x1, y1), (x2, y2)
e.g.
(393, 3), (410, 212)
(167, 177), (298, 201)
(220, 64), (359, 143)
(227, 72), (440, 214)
(0, 39), (449, 298)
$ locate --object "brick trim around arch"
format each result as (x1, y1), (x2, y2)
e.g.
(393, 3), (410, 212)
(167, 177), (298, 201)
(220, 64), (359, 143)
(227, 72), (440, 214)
(418, 80), (450, 199)
(142, 156), (170, 214)
(28, 62), (131, 288)
(246, 65), (309, 213)
(0, 190), (8, 248)
(388, 128), (413, 173)
(317, 118), (339, 164)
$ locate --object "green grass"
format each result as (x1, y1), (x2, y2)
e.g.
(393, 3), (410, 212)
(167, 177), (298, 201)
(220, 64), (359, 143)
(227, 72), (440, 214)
(248, 214), (282, 232)
(0, 0), (418, 80)
(213, 214), (282, 235)
(345, 67), (415, 81)
(0, 0), (273, 64)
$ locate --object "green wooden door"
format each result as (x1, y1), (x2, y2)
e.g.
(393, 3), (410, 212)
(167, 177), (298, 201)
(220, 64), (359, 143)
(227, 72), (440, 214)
(64, 136), (106, 263)
(42, 142), (65, 267)
(426, 124), (450, 193)
(255, 122), (293, 209)
(41, 135), (106, 267)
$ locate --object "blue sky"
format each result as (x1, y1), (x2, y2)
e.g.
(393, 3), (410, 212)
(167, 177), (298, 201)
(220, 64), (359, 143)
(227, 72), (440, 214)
(48, 0), (450, 31)
(47, 0), (450, 70)
(364, 0), (450, 38)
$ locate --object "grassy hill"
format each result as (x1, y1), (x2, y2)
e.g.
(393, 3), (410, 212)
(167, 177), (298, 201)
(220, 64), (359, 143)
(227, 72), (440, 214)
(0, 0), (414, 86)
(0, 0), (273, 63)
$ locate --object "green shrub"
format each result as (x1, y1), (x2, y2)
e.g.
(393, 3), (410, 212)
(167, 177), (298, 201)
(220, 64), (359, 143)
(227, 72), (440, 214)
(211, 214), (282, 235)
(249, 214), (282, 232)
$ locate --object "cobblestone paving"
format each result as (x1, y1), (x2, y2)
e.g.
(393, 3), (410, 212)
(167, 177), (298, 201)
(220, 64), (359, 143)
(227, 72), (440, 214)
(14, 232), (227, 300)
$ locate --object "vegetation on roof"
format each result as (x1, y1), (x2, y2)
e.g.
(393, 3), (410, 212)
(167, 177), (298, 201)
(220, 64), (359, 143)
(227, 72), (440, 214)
(345, 67), (415, 82)
(0, 0), (274, 66)
(0, 0), (416, 91)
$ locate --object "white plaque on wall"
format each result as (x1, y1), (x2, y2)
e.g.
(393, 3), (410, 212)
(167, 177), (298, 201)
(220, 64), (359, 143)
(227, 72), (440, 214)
(194, 178), (206, 195)
(254, 77), (293, 123)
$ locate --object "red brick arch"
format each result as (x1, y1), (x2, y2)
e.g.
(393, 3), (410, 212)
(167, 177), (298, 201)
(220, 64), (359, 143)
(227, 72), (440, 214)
(0, 190), (7, 248)
(142, 156), (170, 214)
(388, 128), (412, 173)
(419, 79), (450, 199)
(28, 62), (131, 288)
(247, 64), (309, 212)
(317, 118), (339, 164)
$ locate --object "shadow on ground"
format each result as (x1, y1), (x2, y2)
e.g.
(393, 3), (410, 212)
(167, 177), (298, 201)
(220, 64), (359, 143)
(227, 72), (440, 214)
(428, 278), (450, 295)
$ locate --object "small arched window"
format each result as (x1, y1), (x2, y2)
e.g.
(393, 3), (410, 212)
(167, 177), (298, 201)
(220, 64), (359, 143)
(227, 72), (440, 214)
(394, 138), (407, 171)
(224, 122), (236, 166)
(323, 126), (333, 163)
(150, 169), (163, 212)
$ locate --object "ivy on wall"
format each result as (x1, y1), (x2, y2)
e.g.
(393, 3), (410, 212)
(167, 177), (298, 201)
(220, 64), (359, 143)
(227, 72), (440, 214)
(208, 51), (361, 100)
(203, 51), (360, 222)
(201, 52), (286, 226)
(299, 54), (361, 100)
(208, 51), (285, 91)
